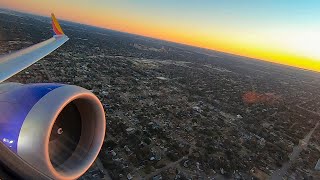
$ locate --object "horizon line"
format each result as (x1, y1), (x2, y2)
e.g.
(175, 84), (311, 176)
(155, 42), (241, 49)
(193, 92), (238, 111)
(1, 7), (319, 75)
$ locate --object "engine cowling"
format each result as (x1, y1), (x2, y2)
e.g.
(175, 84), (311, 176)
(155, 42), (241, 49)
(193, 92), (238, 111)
(0, 83), (106, 179)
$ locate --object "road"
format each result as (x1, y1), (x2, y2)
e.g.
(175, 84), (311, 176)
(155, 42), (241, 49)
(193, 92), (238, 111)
(39, 61), (52, 81)
(144, 140), (196, 179)
(270, 121), (319, 180)
(95, 158), (112, 180)
(144, 156), (187, 179)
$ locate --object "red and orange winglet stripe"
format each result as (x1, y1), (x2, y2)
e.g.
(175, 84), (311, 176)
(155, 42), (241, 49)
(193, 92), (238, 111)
(51, 13), (64, 35)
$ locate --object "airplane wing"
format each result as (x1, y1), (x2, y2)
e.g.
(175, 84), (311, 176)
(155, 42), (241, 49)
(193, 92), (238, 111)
(0, 13), (69, 83)
(0, 13), (106, 180)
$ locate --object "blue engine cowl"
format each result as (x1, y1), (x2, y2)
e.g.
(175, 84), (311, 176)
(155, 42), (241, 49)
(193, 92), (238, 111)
(0, 83), (63, 152)
(0, 83), (106, 180)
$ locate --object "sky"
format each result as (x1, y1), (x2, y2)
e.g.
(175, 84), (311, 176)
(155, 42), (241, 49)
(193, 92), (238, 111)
(1, 0), (320, 71)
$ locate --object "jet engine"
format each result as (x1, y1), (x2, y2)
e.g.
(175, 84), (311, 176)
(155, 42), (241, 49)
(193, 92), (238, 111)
(0, 83), (106, 180)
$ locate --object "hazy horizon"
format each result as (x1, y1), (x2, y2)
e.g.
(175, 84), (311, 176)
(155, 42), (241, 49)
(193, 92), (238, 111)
(1, 1), (320, 72)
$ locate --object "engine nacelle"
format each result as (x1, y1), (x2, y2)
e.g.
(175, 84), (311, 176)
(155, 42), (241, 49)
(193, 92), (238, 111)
(0, 83), (106, 179)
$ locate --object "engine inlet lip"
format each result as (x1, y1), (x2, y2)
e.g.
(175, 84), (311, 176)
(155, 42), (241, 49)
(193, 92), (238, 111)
(17, 85), (106, 180)
(45, 92), (105, 179)
(46, 93), (93, 179)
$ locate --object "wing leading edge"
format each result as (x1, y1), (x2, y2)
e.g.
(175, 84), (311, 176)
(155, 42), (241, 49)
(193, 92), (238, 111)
(0, 13), (69, 83)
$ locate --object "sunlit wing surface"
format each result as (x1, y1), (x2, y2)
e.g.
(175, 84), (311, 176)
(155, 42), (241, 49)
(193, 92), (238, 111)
(0, 14), (69, 83)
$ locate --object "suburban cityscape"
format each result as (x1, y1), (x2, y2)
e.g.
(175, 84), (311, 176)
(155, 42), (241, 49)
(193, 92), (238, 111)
(0, 9), (320, 179)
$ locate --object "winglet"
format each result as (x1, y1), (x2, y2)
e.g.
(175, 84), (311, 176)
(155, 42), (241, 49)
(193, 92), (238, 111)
(51, 13), (64, 35)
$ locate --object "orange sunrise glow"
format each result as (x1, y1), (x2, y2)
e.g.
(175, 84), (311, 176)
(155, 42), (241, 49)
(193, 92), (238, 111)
(1, 0), (320, 72)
